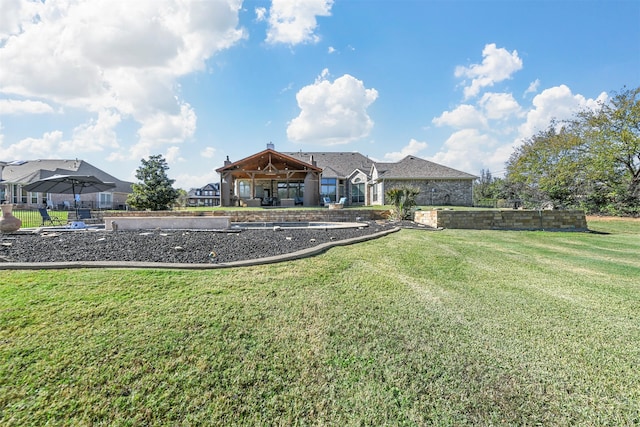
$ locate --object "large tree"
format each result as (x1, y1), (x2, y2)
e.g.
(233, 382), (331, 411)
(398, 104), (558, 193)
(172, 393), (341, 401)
(127, 154), (179, 211)
(506, 124), (585, 208)
(578, 86), (640, 208)
(506, 86), (639, 214)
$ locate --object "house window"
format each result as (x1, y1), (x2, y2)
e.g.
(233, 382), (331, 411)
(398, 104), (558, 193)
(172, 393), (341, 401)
(351, 183), (365, 204)
(30, 192), (38, 204)
(278, 181), (304, 199)
(238, 180), (251, 198)
(321, 178), (336, 202)
(13, 185), (27, 204)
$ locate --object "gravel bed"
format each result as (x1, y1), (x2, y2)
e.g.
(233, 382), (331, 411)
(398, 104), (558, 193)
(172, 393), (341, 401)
(0, 221), (403, 264)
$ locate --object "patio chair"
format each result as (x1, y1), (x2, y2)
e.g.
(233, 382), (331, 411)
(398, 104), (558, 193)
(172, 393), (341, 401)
(322, 197), (331, 206)
(38, 208), (64, 226)
(337, 197), (347, 205)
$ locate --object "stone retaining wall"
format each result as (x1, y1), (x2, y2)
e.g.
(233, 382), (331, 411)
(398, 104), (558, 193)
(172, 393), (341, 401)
(414, 209), (588, 231)
(104, 209), (390, 223)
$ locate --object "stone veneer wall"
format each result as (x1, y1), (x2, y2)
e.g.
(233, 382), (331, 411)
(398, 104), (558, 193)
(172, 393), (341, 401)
(384, 179), (473, 206)
(104, 209), (391, 223)
(414, 209), (588, 231)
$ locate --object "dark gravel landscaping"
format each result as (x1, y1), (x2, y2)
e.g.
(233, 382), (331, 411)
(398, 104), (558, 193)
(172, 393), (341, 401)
(0, 221), (404, 264)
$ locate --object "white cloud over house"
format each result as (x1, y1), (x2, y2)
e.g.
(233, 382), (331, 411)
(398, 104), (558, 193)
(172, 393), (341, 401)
(433, 105), (487, 129)
(0, 0), (245, 161)
(287, 69), (378, 145)
(455, 43), (523, 100)
(430, 45), (606, 177)
(383, 139), (429, 162)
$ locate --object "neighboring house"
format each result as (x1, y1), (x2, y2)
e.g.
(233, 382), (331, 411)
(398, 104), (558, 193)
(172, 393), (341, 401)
(216, 144), (477, 207)
(187, 183), (220, 207)
(0, 159), (133, 209)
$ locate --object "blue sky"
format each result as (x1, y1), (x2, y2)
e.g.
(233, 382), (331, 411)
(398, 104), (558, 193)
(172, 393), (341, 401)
(1, 0), (638, 189)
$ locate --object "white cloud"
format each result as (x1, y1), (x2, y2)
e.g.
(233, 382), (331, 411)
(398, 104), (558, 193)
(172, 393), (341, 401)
(137, 103), (197, 146)
(433, 104), (487, 129)
(60, 110), (121, 153)
(455, 43), (523, 99)
(0, 0), (244, 159)
(164, 146), (183, 163)
(524, 79), (540, 96)
(255, 7), (267, 22)
(430, 129), (495, 175)
(429, 83), (608, 177)
(478, 92), (523, 120)
(174, 169), (220, 190)
(518, 85), (607, 139)
(0, 99), (54, 115)
(0, 109), (121, 159)
(328, 46), (336, 54)
(265, 0), (333, 45)
(0, 130), (64, 160)
(287, 70), (378, 145)
(0, 0), (39, 40)
(384, 139), (428, 162)
(201, 147), (217, 158)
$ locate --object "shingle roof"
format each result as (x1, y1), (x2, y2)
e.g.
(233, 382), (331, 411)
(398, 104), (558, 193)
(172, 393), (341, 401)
(1, 159), (133, 193)
(285, 152), (375, 178)
(285, 152), (476, 180)
(374, 156), (477, 180)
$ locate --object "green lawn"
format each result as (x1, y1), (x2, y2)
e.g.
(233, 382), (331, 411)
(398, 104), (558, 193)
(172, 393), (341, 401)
(1, 218), (639, 425)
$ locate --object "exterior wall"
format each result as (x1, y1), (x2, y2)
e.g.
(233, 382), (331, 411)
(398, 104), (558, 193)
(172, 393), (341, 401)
(105, 208), (391, 223)
(414, 209), (588, 231)
(383, 179), (473, 206)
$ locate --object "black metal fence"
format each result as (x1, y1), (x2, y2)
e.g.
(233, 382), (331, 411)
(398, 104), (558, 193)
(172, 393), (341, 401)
(10, 209), (70, 228)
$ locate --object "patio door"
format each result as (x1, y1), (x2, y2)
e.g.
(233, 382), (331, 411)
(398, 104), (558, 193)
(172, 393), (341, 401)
(99, 192), (112, 209)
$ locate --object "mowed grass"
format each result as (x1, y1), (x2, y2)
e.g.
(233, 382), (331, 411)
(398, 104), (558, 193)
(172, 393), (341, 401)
(1, 218), (639, 425)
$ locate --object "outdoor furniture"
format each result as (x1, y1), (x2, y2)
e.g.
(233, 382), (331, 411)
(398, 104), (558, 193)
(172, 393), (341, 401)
(38, 208), (64, 226)
(328, 196), (347, 209)
(322, 197), (331, 206)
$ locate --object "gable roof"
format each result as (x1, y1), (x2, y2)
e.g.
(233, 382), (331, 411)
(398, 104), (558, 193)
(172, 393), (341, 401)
(373, 156), (477, 180)
(216, 149), (321, 178)
(285, 152), (375, 178)
(1, 159), (133, 193)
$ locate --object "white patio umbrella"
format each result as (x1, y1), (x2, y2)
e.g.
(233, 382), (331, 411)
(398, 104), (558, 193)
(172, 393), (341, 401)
(23, 174), (116, 209)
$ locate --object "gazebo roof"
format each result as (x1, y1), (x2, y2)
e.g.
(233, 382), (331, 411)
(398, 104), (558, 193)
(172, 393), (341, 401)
(216, 149), (322, 180)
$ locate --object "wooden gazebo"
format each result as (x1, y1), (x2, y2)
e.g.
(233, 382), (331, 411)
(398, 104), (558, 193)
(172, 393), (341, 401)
(216, 149), (322, 207)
